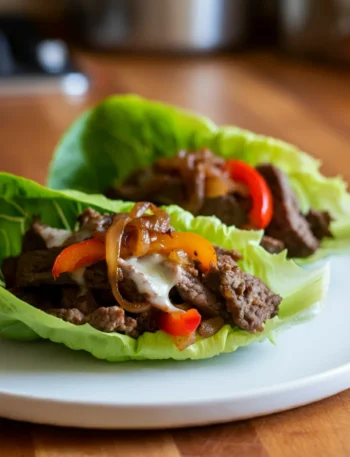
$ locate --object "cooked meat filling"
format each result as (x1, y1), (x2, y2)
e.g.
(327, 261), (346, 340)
(2, 207), (282, 341)
(107, 150), (332, 258)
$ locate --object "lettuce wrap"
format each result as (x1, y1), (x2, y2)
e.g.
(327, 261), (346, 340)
(0, 172), (329, 361)
(47, 95), (350, 263)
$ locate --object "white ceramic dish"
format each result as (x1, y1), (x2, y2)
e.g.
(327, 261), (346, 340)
(0, 255), (349, 429)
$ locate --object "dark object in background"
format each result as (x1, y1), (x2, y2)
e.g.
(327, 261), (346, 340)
(0, 15), (89, 95)
(0, 31), (14, 75)
(279, 0), (350, 63)
(68, 0), (251, 53)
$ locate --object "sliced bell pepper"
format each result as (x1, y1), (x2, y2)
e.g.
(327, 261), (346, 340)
(149, 232), (217, 270)
(158, 308), (201, 336)
(52, 238), (106, 279)
(226, 159), (273, 229)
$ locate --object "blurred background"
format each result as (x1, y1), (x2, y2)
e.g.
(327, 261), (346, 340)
(0, 0), (349, 183)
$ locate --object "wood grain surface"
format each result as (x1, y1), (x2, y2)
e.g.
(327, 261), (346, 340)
(0, 51), (349, 456)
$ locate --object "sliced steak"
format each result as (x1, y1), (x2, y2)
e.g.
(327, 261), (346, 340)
(198, 194), (249, 227)
(61, 287), (99, 315)
(130, 309), (159, 337)
(204, 256), (281, 332)
(175, 270), (223, 317)
(260, 236), (285, 255)
(78, 208), (114, 235)
(108, 174), (186, 206)
(306, 209), (333, 240)
(15, 248), (74, 287)
(85, 261), (148, 301)
(150, 175), (186, 206)
(47, 308), (85, 325)
(257, 164), (319, 258)
(2, 257), (18, 288)
(86, 306), (137, 334)
(84, 261), (151, 302)
(215, 246), (243, 262)
(119, 278), (145, 302)
(22, 224), (48, 252)
(91, 289), (116, 308)
(222, 270), (281, 332)
(9, 286), (62, 310)
(84, 261), (109, 289)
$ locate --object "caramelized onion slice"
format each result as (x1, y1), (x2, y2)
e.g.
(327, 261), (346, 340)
(122, 226), (150, 258)
(173, 332), (196, 351)
(105, 214), (150, 313)
(129, 202), (151, 218)
(205, 176), (230, 198)
(129, 202), (171, 233)
(198, 316), (225, 339)
(128, 215), (170, 234)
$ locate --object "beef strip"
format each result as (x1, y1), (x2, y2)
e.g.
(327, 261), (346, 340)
(198, 194), (250, 227)
(204, 255), (281, 332)
(119, 277), (146, 302)
(78, 208), (114, 235)
(223, 269), (281, 332)
(306, 209), (333, 240)
(84, 261), (109, 289)
(107, 173), (186, 206)
(22, 224), (48, 252)
(49, 296), (156, 337)
(175, 269), (224, 317)
(15, 248), (75, 287)
(91, 289), (116, 308)
(9, 286), (63, 310)
(1, 256), (18, 288)
(175, 247), (281, 332)
(257, 164), (320, 258)
(260, 236), (285, 255)
(214, 246), (243, 262)
(61, 287), (99, 315)
(86, 306), (138, 334)
(132, 309), (158, 335)
(84, 261), (147, 303)
(47, 308), (85, 325)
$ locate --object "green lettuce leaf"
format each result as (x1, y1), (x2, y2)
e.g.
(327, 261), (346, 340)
(47, 94), (350, 262)
(0, 172), (329, 361)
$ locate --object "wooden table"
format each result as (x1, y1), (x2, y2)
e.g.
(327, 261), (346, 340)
(0, 51), (350, 456)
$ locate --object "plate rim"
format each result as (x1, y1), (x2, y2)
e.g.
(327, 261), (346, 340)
(0, 359), (349, 409)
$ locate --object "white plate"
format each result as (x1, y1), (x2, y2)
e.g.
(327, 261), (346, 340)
(0, 255), (349, 429)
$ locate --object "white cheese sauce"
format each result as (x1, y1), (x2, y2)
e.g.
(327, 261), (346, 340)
(39, 226), (72, 248)
(119, 254), (182, 313)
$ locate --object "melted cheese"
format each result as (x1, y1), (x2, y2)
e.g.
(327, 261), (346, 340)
(40, 226), (72, 248)
(120, 254), (181, 313)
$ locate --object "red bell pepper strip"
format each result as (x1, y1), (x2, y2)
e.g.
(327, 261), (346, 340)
(158, 308), (201, 336)
(52, 238), (106, 279)
(225, 160), (273, 229)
